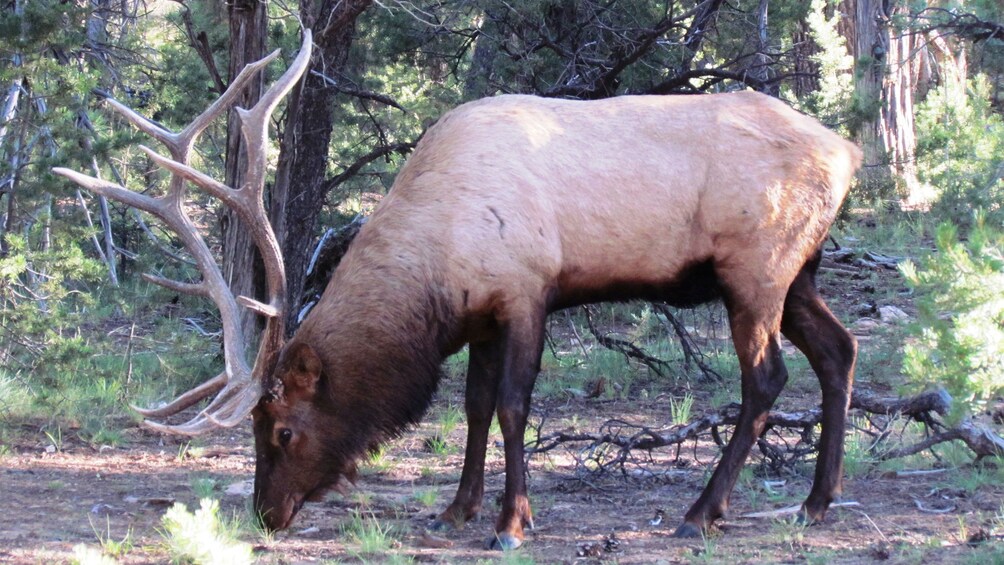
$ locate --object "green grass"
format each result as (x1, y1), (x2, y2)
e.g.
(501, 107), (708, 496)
(436, 403), (463, 436)
(424, 435), (451, 456)
(191, 476), (219, 499)
(90, 517), (133, 559)
(342, 510), (399, 557)
(670, 393), (695, 426)
(44, 426), (63, 452)
(842, 421), (878, 479)
(363, 445), (394, 474)
(770, 515), (808, 552)
(412, 489), (437, 507)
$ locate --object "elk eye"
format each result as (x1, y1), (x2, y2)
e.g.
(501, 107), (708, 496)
(278, 428), (293, 446)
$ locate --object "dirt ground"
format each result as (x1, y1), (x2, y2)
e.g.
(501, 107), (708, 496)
(3, 254), (1004, 563)
(3, 387), (1003, 564)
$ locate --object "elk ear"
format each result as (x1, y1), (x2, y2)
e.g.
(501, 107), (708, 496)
(283, 342), (322, 396)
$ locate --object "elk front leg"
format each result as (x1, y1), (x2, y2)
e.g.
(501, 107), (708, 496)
(675, 311), (788, 537)
(488, 307), (545, 550)
(432, 340), (502, 531)
(781, 271), (857, 524)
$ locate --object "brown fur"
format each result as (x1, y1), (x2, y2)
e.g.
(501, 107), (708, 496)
(252, 91), (861, 546)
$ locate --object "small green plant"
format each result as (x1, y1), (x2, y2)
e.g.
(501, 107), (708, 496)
(772, 515), (808, 551)
(44, 426), (63, 452)
(437, 403), (463, 436)
(842, 423), (875, 479)
(957, 515), (969, 543)
(364, 445), (393, 473)
(351, 491), (374, 509)
(191, 476), (218, 499)
(942, 462), (1000, 494)
(425, 435), (450, 456)
(90, 517), (133, 558)
(85, 427), (125, 448)
(412, 489), (437, 507)
(175, 442), (191, 462)
(739, 467), (761, 510)
(72, 544), (119, 565)
(160, 498), (253, 565)
(240, 497), (275, 545)
(343, 510), (397, 556)
(688, 532), (719, 564)
(670, 393), (695, 426)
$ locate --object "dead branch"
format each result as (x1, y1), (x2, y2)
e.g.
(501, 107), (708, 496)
(582, 306), (671, 377)
(528, 388), (1002, 473)
(652, 303), (725, 382)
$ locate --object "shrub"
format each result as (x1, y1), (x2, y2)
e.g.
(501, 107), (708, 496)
(916, 74), (1004, 226)
(900, 216), (1004, 418)
(161, 498), (253, 565)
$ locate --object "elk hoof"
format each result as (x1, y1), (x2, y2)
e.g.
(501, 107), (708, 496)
(795, 508), (822, 526)
(486, 532), (522, 550)
(672, 522), (703, 538)
(429, 519), (456, 532)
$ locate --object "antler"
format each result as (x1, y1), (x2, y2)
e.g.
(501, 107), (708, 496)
(53, 30), (314, 435)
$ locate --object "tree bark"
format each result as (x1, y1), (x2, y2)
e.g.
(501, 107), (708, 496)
(752, 0), (778, 96)
(221, 0), (268, 344)
(271, 0), (372, 334)
(852, 0), (923, 202)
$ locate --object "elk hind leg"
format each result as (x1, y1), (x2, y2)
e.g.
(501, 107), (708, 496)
(432, 339), (503, 531)
(675, 304), (788, 537)
(781, 266), (857, 524)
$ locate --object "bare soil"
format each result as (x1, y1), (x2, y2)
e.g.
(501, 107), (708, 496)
(3, 387), (1003, 564)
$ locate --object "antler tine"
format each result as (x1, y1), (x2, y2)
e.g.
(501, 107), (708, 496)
(55, 30), (316, 434)
(104, 98), (181, 154)
(101, 50), (281, 160)
(237, 29), (314, 199)
(52, 167), (164, 216)
(177, 49), (282, 152)
(141, 273), (208, 297)
(140, 374), (262, 435)
(131, 372), (226, 418)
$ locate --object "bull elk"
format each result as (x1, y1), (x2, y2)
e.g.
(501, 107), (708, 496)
(56, 31), (862, 549)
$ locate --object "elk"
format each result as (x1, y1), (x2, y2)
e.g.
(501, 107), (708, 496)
(56, 32), (862, 549)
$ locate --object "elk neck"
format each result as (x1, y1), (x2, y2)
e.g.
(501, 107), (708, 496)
(292, 222), (459, 444)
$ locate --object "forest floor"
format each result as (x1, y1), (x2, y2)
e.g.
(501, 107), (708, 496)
(3, 239), (1004, 564)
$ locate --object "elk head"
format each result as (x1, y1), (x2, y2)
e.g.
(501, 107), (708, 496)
(54, 32), (317, 526)
(249, 341), (359, 531)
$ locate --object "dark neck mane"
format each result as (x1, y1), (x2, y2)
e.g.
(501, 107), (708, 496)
(296, 238), (457, 455)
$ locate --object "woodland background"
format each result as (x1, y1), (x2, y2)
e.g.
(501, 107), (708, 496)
(1, 0), (1004, 563)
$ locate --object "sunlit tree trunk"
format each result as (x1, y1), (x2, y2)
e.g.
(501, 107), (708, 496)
(852, 0), (924, 202)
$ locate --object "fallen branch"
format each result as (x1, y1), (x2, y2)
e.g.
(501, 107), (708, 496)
(582, 306), (671, 377)
(528, 388), (1002, 472)
(652, 304), (724, 382)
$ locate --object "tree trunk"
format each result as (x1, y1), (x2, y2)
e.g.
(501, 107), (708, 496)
(881, 10), (924, 204)
(753, 0), (778, 96)
(463, 11), (500, 100)
(221, 0), (268, 345)
(852, 0), (923, 202)
(271, 0), (372, 334)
